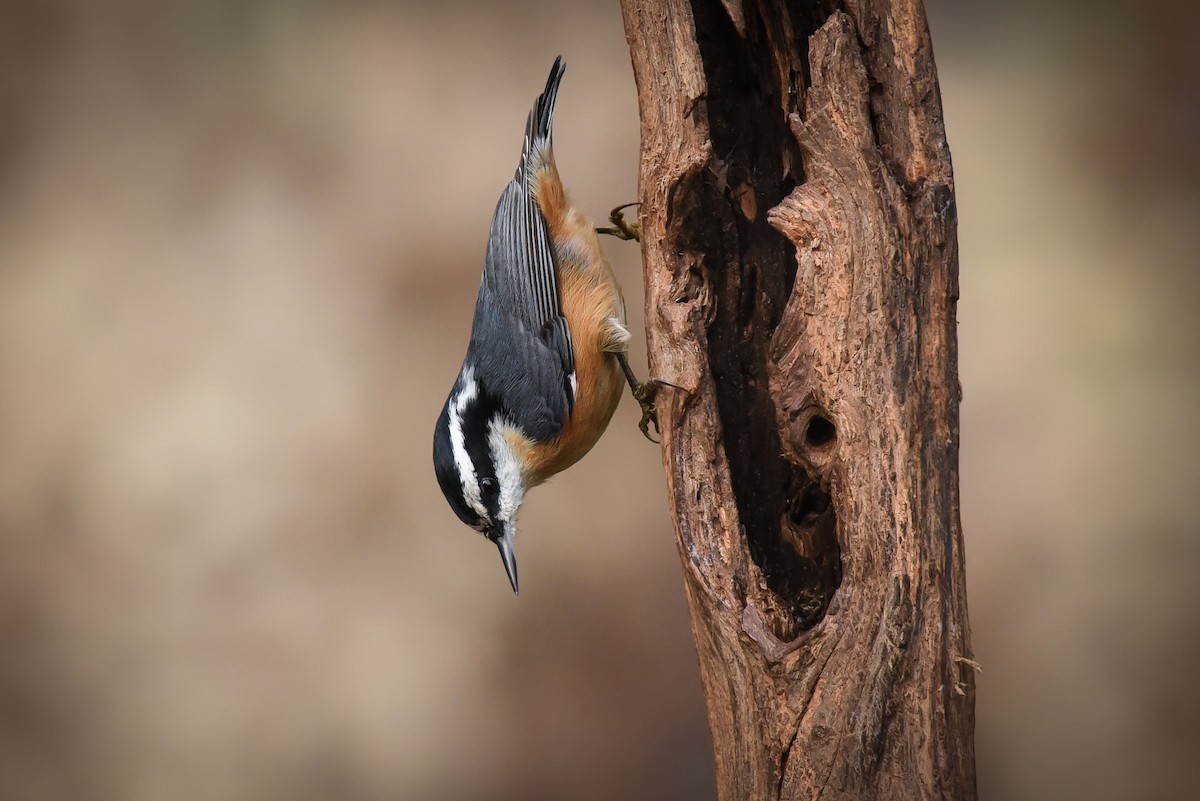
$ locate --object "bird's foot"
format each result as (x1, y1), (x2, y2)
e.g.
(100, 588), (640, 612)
(595, 202), (640, 242)
(631, 378), (665, 443)
(615, 352), (667, 443)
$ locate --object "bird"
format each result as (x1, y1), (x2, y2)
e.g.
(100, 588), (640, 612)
(432, 57), (659, 594)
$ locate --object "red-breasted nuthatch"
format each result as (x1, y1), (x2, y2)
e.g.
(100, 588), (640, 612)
(432, 57), (657, 593)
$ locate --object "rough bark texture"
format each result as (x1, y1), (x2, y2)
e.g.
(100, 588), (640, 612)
(618, 1), (976, 799)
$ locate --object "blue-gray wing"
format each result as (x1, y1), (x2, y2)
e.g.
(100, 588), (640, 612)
(470, 182), (574, 442)
(468, 59), (573, 443)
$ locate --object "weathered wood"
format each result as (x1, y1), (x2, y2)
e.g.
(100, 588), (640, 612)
(618, 1), (975, 798)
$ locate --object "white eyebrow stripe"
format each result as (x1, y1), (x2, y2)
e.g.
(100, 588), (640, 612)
(448, 366), (484, 517)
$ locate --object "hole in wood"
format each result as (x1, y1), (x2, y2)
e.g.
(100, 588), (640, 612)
(805, 414), (836, 448)
(789, 480), (830, 526)
(676, 265), (705, 304)
(749, 467), (841, 641)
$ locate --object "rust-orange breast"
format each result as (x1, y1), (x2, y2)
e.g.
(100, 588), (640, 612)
(513, 162), (627, 485)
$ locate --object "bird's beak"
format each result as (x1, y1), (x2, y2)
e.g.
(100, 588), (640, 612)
(488, 522), (519, 594)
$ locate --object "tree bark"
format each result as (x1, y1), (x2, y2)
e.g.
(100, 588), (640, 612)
(618, 2), (976, 799)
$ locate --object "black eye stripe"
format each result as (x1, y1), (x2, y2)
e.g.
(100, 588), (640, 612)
(454, 379), (507, 519)
(458, 382), (498, 479)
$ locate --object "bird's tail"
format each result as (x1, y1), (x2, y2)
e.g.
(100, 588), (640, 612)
(517, 57), (565, 187)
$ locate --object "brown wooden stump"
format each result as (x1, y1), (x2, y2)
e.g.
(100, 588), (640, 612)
(618, 1), (976, 798)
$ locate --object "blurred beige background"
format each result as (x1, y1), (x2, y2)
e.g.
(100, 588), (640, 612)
(1, 1), (1196, 800)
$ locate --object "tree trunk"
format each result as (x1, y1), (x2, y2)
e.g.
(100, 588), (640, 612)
(617, 1), (976, 799)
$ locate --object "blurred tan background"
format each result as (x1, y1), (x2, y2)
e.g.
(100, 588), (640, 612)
(1, 1), (1196, 799)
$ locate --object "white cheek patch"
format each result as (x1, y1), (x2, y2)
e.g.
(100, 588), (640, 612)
(487, 420), (527, 525)
(448, 366), (485, 517)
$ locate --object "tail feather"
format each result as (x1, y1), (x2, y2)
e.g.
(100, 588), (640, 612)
(517, 57), (565, 185)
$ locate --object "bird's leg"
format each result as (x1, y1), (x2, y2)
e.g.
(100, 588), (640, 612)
(595, 203), (641, 242)
(615, 352), (666, 443)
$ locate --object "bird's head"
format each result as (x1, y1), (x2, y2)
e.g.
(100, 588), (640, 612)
(433, 367), (527, 593)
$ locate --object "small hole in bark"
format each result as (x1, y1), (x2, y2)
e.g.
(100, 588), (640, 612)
(676, 266), (705, 304)
(805, 415), (836, 448)
(789, 482), (830, 526)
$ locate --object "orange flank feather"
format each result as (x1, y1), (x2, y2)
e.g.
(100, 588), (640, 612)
(512, 157), (628, 485)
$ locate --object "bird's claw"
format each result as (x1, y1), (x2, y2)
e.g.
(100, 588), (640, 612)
(595, 202), (641, 242)
(633, 379), (663, 443)
(614, 346), (671, 444)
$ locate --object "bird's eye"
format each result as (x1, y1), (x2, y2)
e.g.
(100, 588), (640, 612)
(479, 477), (498, 498)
